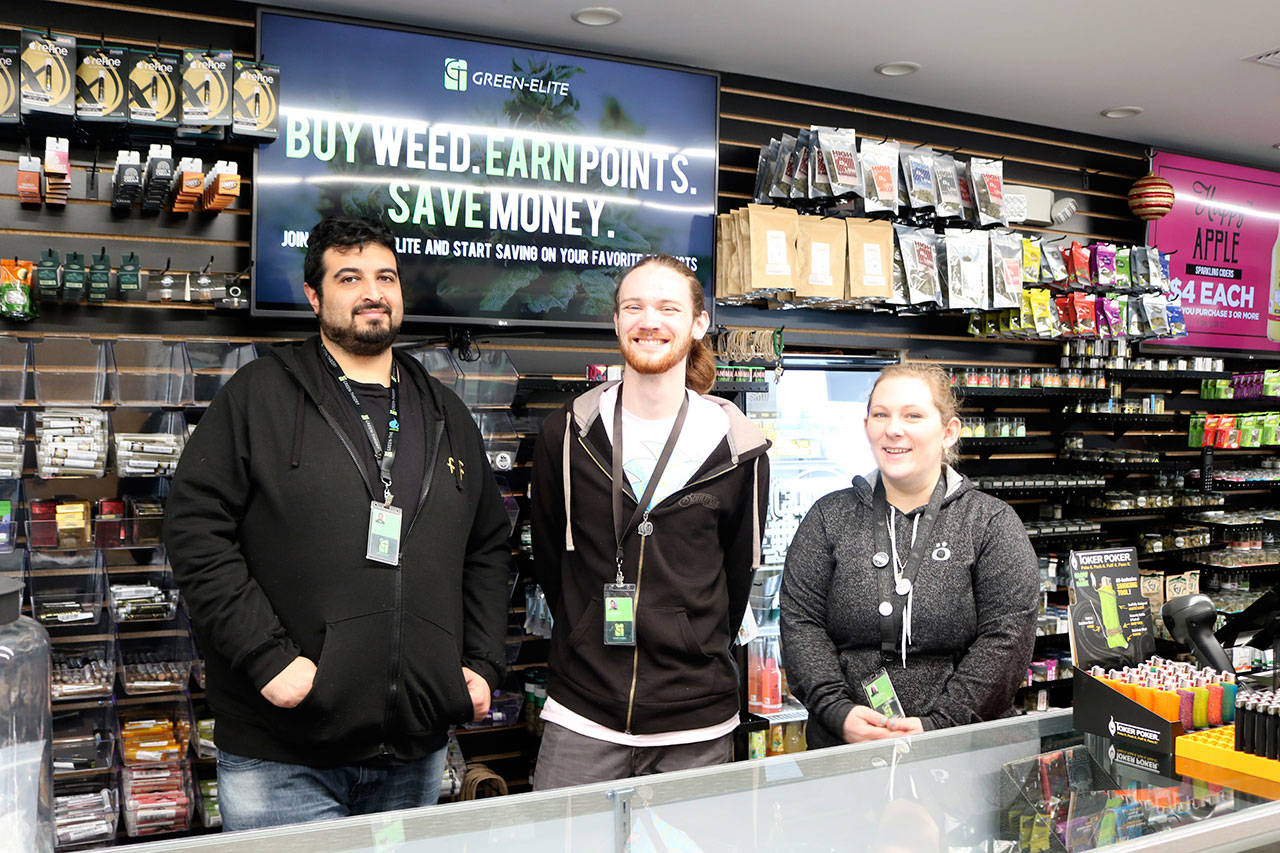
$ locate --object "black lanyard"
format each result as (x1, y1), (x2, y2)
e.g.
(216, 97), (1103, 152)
(320, 344), (399, 506)
(611, 386), (690, 585)
(871, 474), (947, 665)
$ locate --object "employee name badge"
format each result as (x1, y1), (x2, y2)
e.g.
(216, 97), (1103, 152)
(366, 502), (402, 565)
(603, 583), (636, 646)
(861, 667), (906, 719)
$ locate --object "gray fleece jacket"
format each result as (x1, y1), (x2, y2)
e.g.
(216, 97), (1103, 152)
(779, 467), (1038, 748)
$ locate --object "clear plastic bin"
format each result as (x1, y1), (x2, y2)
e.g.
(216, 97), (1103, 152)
(28, 550), (106, 627)
(117, 620), (195, 694)
(51, 618), (116, 701)
(0, 477), (18, 552)
(52, 699), (117, 777)
(185, 340), (257, 405)
(108, 568), (179, 624)
(111, 339), (192, 406)
(120, 762), (193, 837)
(459, 349), (519, 407)
(111, 408), (188, 478)
(403, 343), (463, 394)
(54, 784), (119, 849)
(0, 337), (29, 404)
(31, 338), (109, 406)
(34, 409), (109, 479)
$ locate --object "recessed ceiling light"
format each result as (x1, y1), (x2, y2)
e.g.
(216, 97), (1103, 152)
(571, 6), (622, 26)
(1100, 106), (1143, 119)
(874, 61), (921, 77)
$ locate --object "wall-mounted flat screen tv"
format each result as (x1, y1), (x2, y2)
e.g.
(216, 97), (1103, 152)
(253, 10), (719, 327)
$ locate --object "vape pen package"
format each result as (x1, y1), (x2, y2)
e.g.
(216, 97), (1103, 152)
(0, 46), (18, 125)
(230, 59), (280, 140)
(181, 49), (232, 127)
(75, 43), (128, 124)
(127, 49), (180, 127)
(21, 29), (77, 118)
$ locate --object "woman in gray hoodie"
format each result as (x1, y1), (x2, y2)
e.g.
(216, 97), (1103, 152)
(780, 363), (1039, 748)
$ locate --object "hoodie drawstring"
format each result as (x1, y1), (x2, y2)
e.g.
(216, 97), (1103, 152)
(289, 384), (305, 468)
(562, 416), (576, 552)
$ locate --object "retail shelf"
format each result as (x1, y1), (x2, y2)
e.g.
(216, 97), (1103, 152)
(979, 482), (1106, 496)
(1183, 397), (1280, 412)
(757, 700), (809, 725)
(714, 381), (771, 394)
(1185, 475), (1280, 490)
(1183, 512), (1275, 532)
(515, 377), (601, 395)
(958, 437), (1040, 449)
(1077, 508), (1174, 520)
(1107, 369), (1230, 384)
(1060, 412), (1185, 429)
(1188, 561), (1280, 573)
(958, 387), (1109, 401)
(1061, 457), (1199, 472)
(1135, 543), (1221, 563)
(1016, 676), (1074, 692)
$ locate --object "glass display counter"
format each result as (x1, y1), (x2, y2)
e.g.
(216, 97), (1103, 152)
(124, 709), (1280, 852)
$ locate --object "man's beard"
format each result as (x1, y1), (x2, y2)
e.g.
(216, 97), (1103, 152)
(619, 332), (693, 376)
(319, 300), (400, 357)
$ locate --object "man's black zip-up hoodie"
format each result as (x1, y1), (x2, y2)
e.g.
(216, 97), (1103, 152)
(530, 381), (770, 735)
(164, 337), (511, 766)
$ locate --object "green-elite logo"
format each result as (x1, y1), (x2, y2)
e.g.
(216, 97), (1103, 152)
(444, 58), (467, 91)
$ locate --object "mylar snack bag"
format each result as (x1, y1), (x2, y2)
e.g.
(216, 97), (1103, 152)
(900, 146), (936, 209)
(932, 154), (964, 219)
(818, 127), (860, 198)
(989, 229), (1023, 309)
(968, 157), (1005, 226)
(860, 139), (900, 214)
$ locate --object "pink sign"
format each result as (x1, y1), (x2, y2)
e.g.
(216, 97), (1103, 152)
(1149, 151), (1280, 353)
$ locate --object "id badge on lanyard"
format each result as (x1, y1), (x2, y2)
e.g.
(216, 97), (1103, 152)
(366, 502), (402, 565)
(603, 583), (637, 646)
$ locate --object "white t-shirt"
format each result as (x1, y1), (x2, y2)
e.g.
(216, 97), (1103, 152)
(545, 385), (736, 746)
(599, 385), (729, 509)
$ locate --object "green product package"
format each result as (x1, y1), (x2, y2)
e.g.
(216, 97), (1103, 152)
(1239, 414), (1260, 448)
(89, 252), (112, 301)
(1096, 579), (1128, 650)
(117, 253), (141, 292)
(62, 251), (86, 301)
(35, 250), (60, 300)
(1114, 248), (1131, 287)
(1263, 413), (1280, 446)
(1188, 415), (1204, 448)
(1265, 370), (1280, 398)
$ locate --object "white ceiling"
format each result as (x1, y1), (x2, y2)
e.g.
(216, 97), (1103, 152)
(267, 0), (1280, 171)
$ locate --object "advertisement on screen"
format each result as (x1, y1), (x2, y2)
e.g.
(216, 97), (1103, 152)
(1149, 151), (1280, 353)
(254, 11), (718, 327)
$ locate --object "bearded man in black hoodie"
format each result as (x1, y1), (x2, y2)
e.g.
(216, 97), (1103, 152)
(166, 217), (511, 830)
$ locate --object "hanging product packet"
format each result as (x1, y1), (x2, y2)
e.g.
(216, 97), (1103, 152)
(714, 214), (730, 302)
(860, 139), (900, 214)
(846, 218), (894, 302)
(900, 146), (937, 209)
(817, 127), (860, 198)
(1166, 293), (1187, 337)
(1022, 237), (1042, 284)
(894, 225), (942, 306)
(968, 157), (1006, 226)
(1127, 295), (1144, 336)
(1159, 250), (1171, 287)
(1264, 413), (1280, 446)
(943, 229), (990, 310)
(809, 127), (834, 198)
(989, 229), (1023, 309)
(1148, 247), (1168, 291)
(1114, 247), (1132, 288)
(790, 130), (812, 200)
(735, 208), (753, 297)
(794, 215), (848, 303)
(0, 258), (37, 321)
(932, 154), (964, 218)
(1141, 293), (1170, 336)
(1131, 247), (1151, 288)
(889, 239), (908, 305)
(1098, 297), (1123, 338)
(1019, 290), (1035, 336)
(1073, 293), (1097, 336)
(1029, 288), (1055, 337)
(1069, 242), (1092, 289)
(747, 204), (799, 294)
(753, 140), (779, 203)
(1091, 243), (1116, 289)
(769, 134), (797, 200)
(954, 160), (978, 223)
(1041, 242), (1069, 286)
(1054, 295), (1075, 335)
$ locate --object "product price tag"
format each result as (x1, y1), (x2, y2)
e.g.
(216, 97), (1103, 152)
(861, 667), (906, 719)
(366, 501), (402, 565)
(603, 583), (636, 646)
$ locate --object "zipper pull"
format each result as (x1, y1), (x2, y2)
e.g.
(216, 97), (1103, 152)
(637, 510), (653, 537)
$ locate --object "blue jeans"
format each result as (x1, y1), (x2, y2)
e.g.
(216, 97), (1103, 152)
(217, 744), (448, 832)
